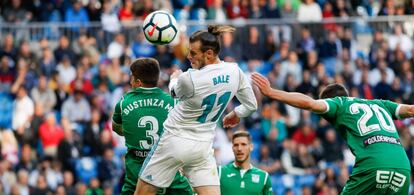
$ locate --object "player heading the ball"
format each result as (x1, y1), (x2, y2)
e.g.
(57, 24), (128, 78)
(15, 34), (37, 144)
(135, 25), (258, 195)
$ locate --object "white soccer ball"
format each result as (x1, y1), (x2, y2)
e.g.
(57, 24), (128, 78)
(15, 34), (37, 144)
(142, 10), (179, 45)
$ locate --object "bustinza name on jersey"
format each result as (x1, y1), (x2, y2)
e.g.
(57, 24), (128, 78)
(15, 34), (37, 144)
(123, 98), (173, 115)
(364, 135), (401, 146)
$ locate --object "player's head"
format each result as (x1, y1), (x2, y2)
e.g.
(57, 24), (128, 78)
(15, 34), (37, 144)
(130, 57), (160, 88)
(232, 131), (253, 164)
(319, 83), (349, 99)
(188, 25), (235, 69)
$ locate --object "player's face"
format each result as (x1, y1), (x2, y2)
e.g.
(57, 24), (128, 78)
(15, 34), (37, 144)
(232, 137), (253, 163)
(187, 41), (207, 69)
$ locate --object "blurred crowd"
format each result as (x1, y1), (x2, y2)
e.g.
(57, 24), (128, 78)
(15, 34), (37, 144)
(3, 0), (414, 25)
(1, 0), (414, 195)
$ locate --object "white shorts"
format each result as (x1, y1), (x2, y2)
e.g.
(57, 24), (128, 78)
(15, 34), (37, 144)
(139, 131), (219, 188)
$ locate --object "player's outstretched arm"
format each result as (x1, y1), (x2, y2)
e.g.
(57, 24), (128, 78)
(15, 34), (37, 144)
(397, 104), (414, 118)
(251, 72), (327, 113)
(112, 122), (124, 136)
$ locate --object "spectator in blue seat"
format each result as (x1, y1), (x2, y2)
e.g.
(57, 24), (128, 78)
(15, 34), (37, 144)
(390, 77), (405, 101)
(62, 171), (76, 195)
(0, 91), (13, 131)
(249, 0), (265, 19)
(261, 100), (288, 145)
(31, 75), (56, 114)
(219, 31), (241, 62)
(15, 169), (30, 195)
(101, 1), (121, 53)
(56, 55), (76, 87)
(263, 0), (281, 19)
(242, 26), (265, 61)
(64, 0), (90, 36)
(368, 60), (395, 86)
(296, 28), (316, 62)
(356, 68), (374, 100)
(57, 119), (81, 172)
(279, 51), (302, 87)
(257, 144), (282, 175)
(207, 0), (227, 23)
(2, 0), (32, 23)
(15, 144), (36, 172)
(321, 129), (343, 165)
(318, 31), (341, 77)
(28, 156), (62, 191)
(92, 64), (115, 92)
(16, 41), (36, 72)
(97, 148), (119, 188)
(0, 33), (18, 62)
(61, 89), (91, 124)
(373, 70), (392, 100)
(54, 36), (76, 66)
(39, 48), (56, 78)
(83, 109), (104, 157)
(12, 86), (34, 144)
(30, 174), (53, 195)
(296, 70), (317, 97)
(131, 32), (156, 58)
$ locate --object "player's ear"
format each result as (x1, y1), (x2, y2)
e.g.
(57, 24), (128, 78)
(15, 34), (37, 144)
(205, 49), (214, 58)
(249, 143), (253, 152)
(136, 79), (143, 87)
(132, 78), (143, 88)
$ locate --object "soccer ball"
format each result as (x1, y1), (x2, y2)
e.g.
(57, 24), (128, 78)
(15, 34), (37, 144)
(142, 10), (178, 45)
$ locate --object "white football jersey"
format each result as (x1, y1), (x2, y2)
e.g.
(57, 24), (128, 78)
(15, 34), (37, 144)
(165, 61), (257, 141)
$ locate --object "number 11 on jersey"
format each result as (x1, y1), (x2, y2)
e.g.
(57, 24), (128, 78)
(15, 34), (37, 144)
(197, 92), (231, 123)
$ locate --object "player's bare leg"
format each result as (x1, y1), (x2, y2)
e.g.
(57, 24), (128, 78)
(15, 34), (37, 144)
(134, 179), (158, 195)
(194, 186), (220, 195)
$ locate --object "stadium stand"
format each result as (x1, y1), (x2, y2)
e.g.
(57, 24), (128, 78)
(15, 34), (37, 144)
(1, 0), (414, 194)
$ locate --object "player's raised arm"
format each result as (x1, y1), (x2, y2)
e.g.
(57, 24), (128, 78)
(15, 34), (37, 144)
(397, 104), (414, 119)
(111, 99), (124, 136)
(251, 72), (327, 113)
(169, 69), (194, 99)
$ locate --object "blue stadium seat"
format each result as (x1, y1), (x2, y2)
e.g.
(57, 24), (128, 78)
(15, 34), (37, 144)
(75, 157), (98, 184)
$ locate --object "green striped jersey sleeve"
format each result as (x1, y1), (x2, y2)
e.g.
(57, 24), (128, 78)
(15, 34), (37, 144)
(319, 97), (342, 118)
(380, 100), (401, 119)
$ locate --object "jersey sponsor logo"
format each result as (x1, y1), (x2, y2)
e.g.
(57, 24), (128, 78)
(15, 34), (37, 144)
(376, 170), (406, 192)
(364, 135), (401, 146)
(252, 174), (260, 183)
(129, 150), (149, 158)
(240, 181), (245, 188)
(227, 173), (236, 178)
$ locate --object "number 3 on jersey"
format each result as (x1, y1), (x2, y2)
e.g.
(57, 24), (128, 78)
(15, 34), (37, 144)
(138, 116), (159, 150)
(350, 103), (397, 136)
(197, 92), (231, 123)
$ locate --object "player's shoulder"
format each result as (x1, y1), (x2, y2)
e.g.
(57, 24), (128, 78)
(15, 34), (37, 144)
(251, 166), (269, 176)
(220, 61), (240, 70)
(221, 162), (235, 169)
